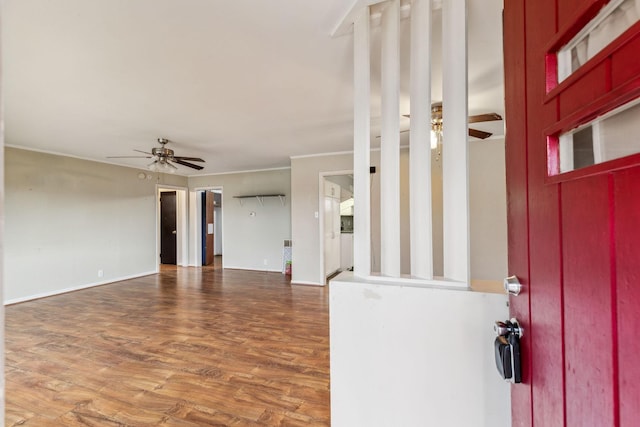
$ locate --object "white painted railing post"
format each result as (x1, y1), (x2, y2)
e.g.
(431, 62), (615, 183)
(345, 0), (471, 284)
(409, 0), (433, 279)
(380, 0), (401, 278)
(442, 0), (470, 284)
(353, 7), (372, 278)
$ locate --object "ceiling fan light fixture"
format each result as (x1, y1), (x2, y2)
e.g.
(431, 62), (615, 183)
(148, 158), (177, 174)
(164, 161), (178, 174)
(430, 130), (440, 149)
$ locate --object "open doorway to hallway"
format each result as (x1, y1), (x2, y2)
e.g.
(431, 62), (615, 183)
(196, 188), (223, 268)
(321, 173), (354, 282)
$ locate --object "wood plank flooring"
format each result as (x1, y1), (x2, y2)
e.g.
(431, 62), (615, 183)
(5, 264), (330, 426)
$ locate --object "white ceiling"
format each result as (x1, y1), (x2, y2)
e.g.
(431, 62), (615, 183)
(3, 0), (505, 176)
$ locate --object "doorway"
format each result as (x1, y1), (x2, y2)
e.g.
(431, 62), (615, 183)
(157, 186), (188, 267)
(320, 172), (354, 282)
(201, 189), (223, 266)
(160, 191), (177, 265)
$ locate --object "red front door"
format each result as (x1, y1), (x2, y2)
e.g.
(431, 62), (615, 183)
(504, 0), (640, 425)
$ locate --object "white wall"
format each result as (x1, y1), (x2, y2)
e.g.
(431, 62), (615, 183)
(5, 147), (187, 303)
(291, 142), (507, 285)
(214, 206), (222, 255)
(469, 139), (508, 280)
(290, 152), (382, 285)
(4, 141), (504, 300)
(189, 169), (291, 272)
(330, 274), (510, 426)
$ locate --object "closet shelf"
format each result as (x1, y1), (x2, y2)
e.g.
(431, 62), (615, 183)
(233, 194), (286, 206)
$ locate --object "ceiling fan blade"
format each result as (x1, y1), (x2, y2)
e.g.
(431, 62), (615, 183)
(173, 156), (205, 162)
(404, 112), (503, 123)
(468, 112), (502, 123)
(380, 128), (492, 139)
(468, 128), (493, 139)
(173, 159), (204, 170)
(107, 155), (153, 159)
(134, 149), (154, 155)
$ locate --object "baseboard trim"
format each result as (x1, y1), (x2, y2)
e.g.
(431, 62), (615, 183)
(224, 266), (283, 273)
(291, 280), (325, 287)
(4, 270), (158, 305)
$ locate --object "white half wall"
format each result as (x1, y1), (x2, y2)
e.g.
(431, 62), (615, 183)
(189, 169), (291, 272)
(5, 147), (187, 303)
(330, 274), (510, 426)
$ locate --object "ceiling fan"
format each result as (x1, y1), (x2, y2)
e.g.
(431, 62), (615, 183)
(403, 102), (503, 141)
(108, 138), (205, 173)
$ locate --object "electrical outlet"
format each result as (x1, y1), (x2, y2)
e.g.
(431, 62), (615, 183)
(263, 259), (268, 266)
(98, 269), (104, 278)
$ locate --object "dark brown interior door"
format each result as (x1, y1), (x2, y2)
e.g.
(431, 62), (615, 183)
(160, 191), (177, 265)
(204, 191), (214, 265)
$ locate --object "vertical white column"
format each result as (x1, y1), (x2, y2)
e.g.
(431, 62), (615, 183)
(380, 0), (401, 277)
(353, 7), (371, 278)
(442, 0), (470, 284)
(188, 190), (201, 266)
(409, 0), (433, 279)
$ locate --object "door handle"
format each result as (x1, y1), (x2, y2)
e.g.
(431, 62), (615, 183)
(494, 319), (524, 338)
(503, 275), (522, 296)
(172, 230), (177, 235)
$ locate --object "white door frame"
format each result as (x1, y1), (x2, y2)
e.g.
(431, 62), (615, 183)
(318, 170), (353, 285)
(191, 186), (224, 267)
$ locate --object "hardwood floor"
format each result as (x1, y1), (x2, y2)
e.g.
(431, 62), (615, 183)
(5, 265), (330, 426)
